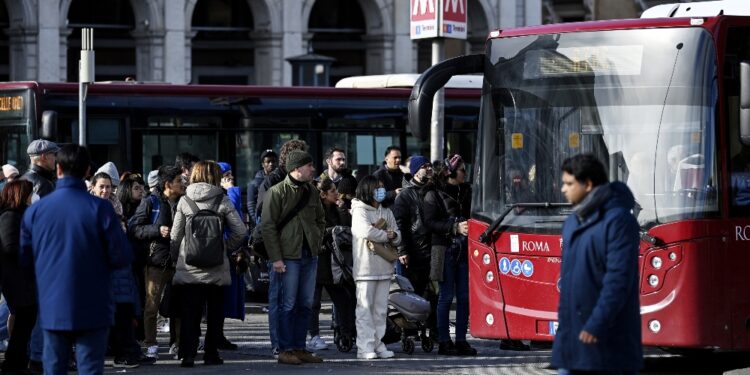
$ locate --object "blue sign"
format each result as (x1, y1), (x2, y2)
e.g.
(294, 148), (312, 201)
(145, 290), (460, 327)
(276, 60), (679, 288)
(522, 260), (534, 278)
(549, 321), (559, 335)
(499, 258), (511, 275)
(510, 259), (522, 276)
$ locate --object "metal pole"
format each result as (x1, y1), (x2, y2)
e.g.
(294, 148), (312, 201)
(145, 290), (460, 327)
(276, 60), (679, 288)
(79, 28), (94, 146)
(430, 38), (445, 162)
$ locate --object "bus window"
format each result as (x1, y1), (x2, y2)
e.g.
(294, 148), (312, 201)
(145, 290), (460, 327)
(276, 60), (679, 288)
(234, 131), (300, 188)
(72, 118), (126, 170)
(725, 27), (750, 214)
(141, 133), (217, 174)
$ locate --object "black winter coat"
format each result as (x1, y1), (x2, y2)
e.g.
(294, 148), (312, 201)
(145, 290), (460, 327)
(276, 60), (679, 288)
(392, 179), (432, 263)
(316, 202), (352, 284)
(255, 166), (287, 218)
(20, 165), (56, 199)
(0, 208), (38, 309)
(423, 183), (471, 247)
(128, 193), (177, 268)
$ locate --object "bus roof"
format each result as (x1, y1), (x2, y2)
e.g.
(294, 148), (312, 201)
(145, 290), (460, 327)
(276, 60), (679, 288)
(641, 0), (750, 18)
(335, 74), (483, 89)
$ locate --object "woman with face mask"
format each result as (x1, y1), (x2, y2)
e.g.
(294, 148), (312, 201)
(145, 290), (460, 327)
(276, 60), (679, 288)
(350, 176), (401, 360)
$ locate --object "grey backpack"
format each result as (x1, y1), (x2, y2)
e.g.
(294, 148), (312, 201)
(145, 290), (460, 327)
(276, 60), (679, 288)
(182, 195), (225, 268)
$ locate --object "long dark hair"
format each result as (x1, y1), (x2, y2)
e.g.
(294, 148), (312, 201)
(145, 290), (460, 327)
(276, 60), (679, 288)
(0, 180), (33, 211)
(117, 178), (143, 219)
(355, 175), (380, 206)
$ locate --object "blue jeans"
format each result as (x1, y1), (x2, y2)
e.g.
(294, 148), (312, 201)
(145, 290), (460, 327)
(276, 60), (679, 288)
(437, 242), (469, 343)
(43, 327), (109, 375)
(0, 299), (9, 341)
(267, 261), (282, 350)
(276, 253), (317, 352)
(30, 321), (43, 361)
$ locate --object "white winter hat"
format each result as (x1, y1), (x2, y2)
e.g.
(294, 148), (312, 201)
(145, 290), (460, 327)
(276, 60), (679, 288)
(1, 164), (19, 178)
(95, 162), (120, 187)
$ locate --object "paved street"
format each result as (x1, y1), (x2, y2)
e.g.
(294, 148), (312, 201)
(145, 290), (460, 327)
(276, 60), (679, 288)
(91, 302), (750, 374)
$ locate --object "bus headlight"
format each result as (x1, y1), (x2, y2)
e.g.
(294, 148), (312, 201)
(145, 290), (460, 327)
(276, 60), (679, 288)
(648, 320), (661, 333)
(473, 249), (479, 257)
(486, 271), (494, 282)
(651, 256), (663, 269)
(486, 313), (494, 325)
(669, 252), (677, 261)
(648, 274), (659, 287)
(482, 254), (491, 265)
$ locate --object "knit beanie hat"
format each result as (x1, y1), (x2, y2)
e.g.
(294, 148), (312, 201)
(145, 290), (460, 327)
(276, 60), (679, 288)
(2, 164), (19, 178)
(285, 150), (313, 172)
(147, 170), (159, 189)
(217, 162), (232, 175)
(409, 155), (429, 176)
(96, 162), (120, 187)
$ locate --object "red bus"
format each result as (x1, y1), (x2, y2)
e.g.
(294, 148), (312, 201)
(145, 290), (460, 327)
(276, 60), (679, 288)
(409, 0), (750, 350)
(0, 79), (479, 187)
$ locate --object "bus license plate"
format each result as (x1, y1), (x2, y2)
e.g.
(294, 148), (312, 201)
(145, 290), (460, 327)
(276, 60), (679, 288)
(549, 321), (559, 335)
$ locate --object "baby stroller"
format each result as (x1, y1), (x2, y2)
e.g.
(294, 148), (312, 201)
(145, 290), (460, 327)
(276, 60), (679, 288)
(388, 274), (434, 354)
(330, 226), (357, 352)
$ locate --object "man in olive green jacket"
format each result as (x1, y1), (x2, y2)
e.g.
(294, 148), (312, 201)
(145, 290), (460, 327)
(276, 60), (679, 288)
(261, 150), (326, 365)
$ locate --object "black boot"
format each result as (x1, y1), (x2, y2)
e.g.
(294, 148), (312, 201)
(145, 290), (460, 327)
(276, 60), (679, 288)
(438, 340), (458, 355)
(499, 339), (530, 351)
(455, 341), (477, 356)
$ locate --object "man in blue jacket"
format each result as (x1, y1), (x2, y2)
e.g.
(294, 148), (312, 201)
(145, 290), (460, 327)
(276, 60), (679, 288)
(552, 154), (642, 374)
(20, 144), (133, 375)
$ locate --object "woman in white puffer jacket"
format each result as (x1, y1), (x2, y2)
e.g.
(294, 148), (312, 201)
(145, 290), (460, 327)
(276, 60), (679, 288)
(351, 175), (401, 360)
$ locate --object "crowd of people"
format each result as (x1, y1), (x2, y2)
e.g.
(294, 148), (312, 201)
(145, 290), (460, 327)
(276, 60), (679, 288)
(0, 137), (643, 375)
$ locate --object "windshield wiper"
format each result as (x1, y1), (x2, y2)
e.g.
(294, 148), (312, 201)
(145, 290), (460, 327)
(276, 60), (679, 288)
(478, 202), (572, 244)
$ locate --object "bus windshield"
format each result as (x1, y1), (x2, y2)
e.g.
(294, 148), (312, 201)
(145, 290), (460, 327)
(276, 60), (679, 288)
(473, 27), (718, 231)
(0, 89), (33, 173)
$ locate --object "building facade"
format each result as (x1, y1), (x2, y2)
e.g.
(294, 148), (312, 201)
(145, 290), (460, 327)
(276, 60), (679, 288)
(0, 0), (541, 86)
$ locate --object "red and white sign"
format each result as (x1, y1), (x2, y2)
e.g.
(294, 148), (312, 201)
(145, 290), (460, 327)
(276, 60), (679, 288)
(410, 0), (467, 40)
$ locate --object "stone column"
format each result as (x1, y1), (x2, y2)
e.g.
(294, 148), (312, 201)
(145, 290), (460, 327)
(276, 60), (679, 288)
(164, 0), (188, 84)
(363, 34), (394, 75)
(132, 29), (165, 82)
(525, 0), (542, 26)
(7, 27), (38, 81)
(499, 0), (518, 29)
(252, 31), (283, 86)
(280, 0), (305, 86)
(38, 0), (60, 82)
(392, 0), (416, 74)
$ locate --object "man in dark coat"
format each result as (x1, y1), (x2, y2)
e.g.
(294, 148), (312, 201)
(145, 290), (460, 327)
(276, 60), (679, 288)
(552, 154), (642, 374)
(20, 144), (133, 375)
(20, 139), (59, 200)
(372, 146), (404, 207)
(247, 149), (277, 224)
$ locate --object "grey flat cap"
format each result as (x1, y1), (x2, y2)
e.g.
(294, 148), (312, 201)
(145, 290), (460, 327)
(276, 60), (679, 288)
(27, 139), (59, 156)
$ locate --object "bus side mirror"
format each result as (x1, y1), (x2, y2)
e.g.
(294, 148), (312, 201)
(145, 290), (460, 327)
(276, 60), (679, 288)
(41, 110), (57, 140)
(740, 61), (750, 146)
(408, 54), (485, 141)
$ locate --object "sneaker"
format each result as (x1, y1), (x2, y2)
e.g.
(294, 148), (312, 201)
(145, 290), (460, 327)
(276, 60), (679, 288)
(113, 357), (140, 369)
(306, 335), (328, 351)
(455, 341), (477, 356)
(146, 345), (159, 359)
(357, 352), (378, 360)
(157, 320), (170, 333)
(272, 347), (280, 359)
(277, 351), (302, 365)
(293, 350), (323, 363)
(438, 340), (458, 355)
(376, 350), (395, 359)
(169, 343), (179, 360)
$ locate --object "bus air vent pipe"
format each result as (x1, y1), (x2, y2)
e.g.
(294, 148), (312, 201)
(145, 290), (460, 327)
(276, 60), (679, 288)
(408, 54), (484, 142)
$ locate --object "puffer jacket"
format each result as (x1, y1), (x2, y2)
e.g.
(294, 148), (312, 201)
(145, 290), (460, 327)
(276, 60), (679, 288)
(391, 178), (431, 263)
(170, 183), (245, 286)
(350, 199), (401, 281)
(261, 176), (325, 262)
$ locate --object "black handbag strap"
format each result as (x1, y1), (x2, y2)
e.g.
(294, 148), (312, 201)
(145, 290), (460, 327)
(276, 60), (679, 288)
(277, 184), (310, 231)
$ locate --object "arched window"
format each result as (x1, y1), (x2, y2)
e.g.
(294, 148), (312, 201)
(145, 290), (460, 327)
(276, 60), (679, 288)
(191, 0), (254, 85)
(67, 0), (136, 81)
(308, 0), (366, 86)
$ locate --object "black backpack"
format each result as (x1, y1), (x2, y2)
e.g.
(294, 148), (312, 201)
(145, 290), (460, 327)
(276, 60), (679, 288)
(182, 195), (225, 268)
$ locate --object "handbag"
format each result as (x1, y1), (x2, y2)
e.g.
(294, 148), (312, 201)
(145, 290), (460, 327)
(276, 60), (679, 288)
(367, 217), (398, 262)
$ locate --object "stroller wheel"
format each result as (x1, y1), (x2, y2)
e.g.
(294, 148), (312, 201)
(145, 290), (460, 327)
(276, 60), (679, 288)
(402, 338), (415, 355)
(337, 335), (353, 353)
(420, 334), (434, 352)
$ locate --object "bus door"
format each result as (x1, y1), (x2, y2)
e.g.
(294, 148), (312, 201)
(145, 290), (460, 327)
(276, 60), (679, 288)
(135, 116), (221, 175)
